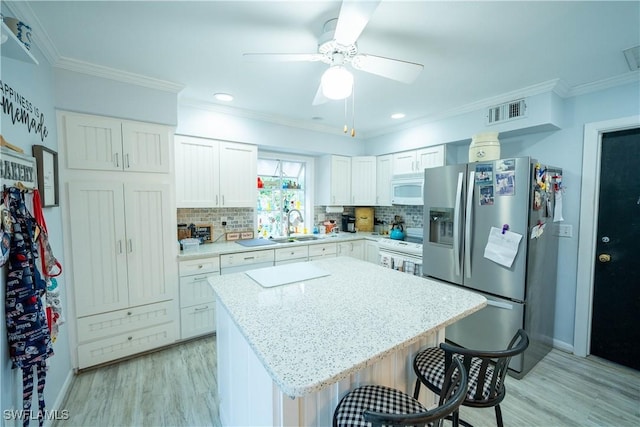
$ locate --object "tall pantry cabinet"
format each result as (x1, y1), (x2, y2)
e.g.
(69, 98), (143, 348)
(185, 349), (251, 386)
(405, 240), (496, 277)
(58, 111), (178, 369)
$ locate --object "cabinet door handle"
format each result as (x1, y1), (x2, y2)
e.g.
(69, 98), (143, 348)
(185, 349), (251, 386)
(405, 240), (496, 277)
(118, 240), (123, 254)
(215, 195), (219, 206)
(128, 239), (133, 253)
(125, 153), (130, 169)
(114, 153), (120, 168)
(194, 306), (209, 311)
(243, 256), (255, 261)
(222, 195), (225, 206)
(193, 275), (208, 281)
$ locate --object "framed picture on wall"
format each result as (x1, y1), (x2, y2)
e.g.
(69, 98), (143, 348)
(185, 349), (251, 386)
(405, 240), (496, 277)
(32, 145), (59, 207)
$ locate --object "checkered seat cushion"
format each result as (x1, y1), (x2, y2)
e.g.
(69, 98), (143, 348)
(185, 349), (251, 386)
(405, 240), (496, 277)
(334, 384), (430, 427)
(414, 347), (498, 402)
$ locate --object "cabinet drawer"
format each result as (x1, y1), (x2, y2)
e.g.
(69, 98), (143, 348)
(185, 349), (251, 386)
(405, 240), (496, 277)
(180, 304), (216, 339)
(77, 322), (178, 369)
(179, 257), (220, 276)
(275, 246), (309, 262)
(180, 275), (216, 308)
(220, 250), (274, 268)
(308, 242), (337, 257)
(76, 300), (175, 343)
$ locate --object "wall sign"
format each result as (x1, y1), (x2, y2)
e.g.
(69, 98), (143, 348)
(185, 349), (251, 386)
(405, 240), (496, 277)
(0, 79), (49, 142)
(1, 147), (37, 190)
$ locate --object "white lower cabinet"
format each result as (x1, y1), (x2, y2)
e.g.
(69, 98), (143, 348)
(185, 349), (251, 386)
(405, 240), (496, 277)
(275, 246), (309, 265)
(364, 240), (380, 264)
(220, 250), (275, 274)
(76, 302), (177, 369)
(308, 242), (337, 261)
(337, 240), (365, 260)
(179, 257), (219, 339)
(67, 180), (178, 369)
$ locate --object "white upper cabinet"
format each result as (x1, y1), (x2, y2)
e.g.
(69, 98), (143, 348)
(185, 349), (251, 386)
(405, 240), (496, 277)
(218, 141), (257, 207)
(175, 135), (257, 208)
(392, 145), (445, 174)
(351, 156), (377, 205)
(63, 112), (170, 173)
(317, 155), (352, 206)
(417, 145), (445, 170)
(376, 154), (393, 206)
(175, 135), (219, 207)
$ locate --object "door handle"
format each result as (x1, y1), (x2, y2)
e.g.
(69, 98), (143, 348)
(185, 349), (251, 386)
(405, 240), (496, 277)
(598, 254), (611, 263)
(453, 172), (463, 276)
(464, 170), (475, 278)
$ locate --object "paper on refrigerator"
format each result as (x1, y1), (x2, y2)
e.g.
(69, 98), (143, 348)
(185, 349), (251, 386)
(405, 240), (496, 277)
(484, 226), (523, 268)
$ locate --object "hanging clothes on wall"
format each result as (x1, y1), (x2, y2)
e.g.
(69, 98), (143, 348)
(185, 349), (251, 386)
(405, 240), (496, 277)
(4, 187), (54, 427)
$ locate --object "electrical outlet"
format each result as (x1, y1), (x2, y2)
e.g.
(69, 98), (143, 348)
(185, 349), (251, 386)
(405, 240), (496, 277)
(558, 224), (573, 238)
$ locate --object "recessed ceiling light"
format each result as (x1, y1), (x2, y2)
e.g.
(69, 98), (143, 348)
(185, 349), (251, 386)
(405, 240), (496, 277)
(391, 113), (406, 119)
(214, 93), (234, 102)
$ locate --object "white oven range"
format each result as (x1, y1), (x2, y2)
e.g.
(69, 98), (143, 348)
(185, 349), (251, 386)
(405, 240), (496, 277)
(378, 228), (423, 276)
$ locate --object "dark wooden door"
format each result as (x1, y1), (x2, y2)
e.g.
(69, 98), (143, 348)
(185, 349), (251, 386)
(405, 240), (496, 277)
(590, 127), (640, 370)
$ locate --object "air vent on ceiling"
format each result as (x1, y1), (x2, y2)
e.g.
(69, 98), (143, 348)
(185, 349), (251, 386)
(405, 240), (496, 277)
(486, 98), (527, 125)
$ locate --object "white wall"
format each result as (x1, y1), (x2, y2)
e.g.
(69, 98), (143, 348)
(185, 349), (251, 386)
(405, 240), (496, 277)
(53, 69), (178, 126)
(1, 41), (72, 426)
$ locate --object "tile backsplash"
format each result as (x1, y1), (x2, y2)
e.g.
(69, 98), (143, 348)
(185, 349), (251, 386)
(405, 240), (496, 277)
(178, 205), (424, 241)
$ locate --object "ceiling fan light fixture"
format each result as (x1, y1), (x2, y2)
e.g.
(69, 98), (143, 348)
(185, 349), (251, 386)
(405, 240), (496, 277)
(391, 113), (406, 119)
(321, 66), (353, 100)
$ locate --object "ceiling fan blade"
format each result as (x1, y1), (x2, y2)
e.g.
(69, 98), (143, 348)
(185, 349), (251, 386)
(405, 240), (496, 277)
(243, 53), (324, 62)
(351, 54), (424, 84)
(312, 83), (329, 105)
(334, 0), (381, 46)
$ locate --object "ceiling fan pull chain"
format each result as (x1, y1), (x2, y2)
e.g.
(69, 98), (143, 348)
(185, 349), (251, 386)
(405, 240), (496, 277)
(351, 81), (356, 138)
(343, 97), (348, 133)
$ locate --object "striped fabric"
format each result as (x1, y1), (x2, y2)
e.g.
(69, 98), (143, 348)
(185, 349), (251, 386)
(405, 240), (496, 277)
(334, 384), (429, 427)
(414, 347), (497, 401)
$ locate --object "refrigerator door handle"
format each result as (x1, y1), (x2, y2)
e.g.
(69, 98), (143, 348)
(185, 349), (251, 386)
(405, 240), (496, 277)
(486, 300), (514, 310)
(464, 170), (475, 278)
(453, 172), (464, 276)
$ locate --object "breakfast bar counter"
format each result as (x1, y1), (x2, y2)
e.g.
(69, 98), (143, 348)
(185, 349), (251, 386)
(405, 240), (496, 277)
(208, 257), (486, 426)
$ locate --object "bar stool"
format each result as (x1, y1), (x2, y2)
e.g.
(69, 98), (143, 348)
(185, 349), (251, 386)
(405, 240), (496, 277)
(412, 329), (529, 427)
(333, 357), (467, 427)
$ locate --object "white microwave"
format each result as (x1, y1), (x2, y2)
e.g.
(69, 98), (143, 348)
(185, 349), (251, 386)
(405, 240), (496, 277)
(390, 173), (424, 205)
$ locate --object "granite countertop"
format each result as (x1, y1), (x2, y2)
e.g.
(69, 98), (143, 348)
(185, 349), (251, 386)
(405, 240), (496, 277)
(178, 231), (385, 260)
(208, 257), (487, 397)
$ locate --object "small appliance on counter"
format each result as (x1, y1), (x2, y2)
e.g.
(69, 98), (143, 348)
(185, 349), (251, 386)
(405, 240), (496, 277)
(341, 214), (356, 233)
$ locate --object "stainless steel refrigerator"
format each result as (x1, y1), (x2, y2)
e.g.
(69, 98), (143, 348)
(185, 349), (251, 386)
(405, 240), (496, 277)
(422, 157), (562, 378)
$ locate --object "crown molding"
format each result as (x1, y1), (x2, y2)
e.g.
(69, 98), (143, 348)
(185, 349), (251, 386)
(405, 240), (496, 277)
(55, 57), (184, 93)
(567, 70), (639, 97)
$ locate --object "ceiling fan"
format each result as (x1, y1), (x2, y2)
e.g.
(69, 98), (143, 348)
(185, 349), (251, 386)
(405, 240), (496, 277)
(243, 0), (424, 105)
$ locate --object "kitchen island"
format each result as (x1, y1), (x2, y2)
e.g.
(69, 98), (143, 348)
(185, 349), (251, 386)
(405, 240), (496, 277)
(209, 257), (486, 426)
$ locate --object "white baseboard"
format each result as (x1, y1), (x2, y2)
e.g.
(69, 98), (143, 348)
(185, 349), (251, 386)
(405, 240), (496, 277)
(42, 369), (74, 427)
(553, 339), (574, 354)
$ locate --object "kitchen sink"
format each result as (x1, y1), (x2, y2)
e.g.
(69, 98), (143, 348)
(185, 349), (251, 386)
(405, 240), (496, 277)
(270, 237), (297, 243)
(293, 235), (320, 241)
(268, 235), (321, 244)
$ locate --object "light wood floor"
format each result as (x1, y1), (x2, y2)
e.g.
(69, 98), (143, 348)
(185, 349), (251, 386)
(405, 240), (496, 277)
(57, 336), (639, 427)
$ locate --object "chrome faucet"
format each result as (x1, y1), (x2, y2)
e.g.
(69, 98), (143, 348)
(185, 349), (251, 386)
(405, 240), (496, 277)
(286, 209), (303, 236)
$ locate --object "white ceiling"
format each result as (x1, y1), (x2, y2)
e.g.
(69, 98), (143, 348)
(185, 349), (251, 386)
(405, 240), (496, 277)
(11, 0), (640, 138)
